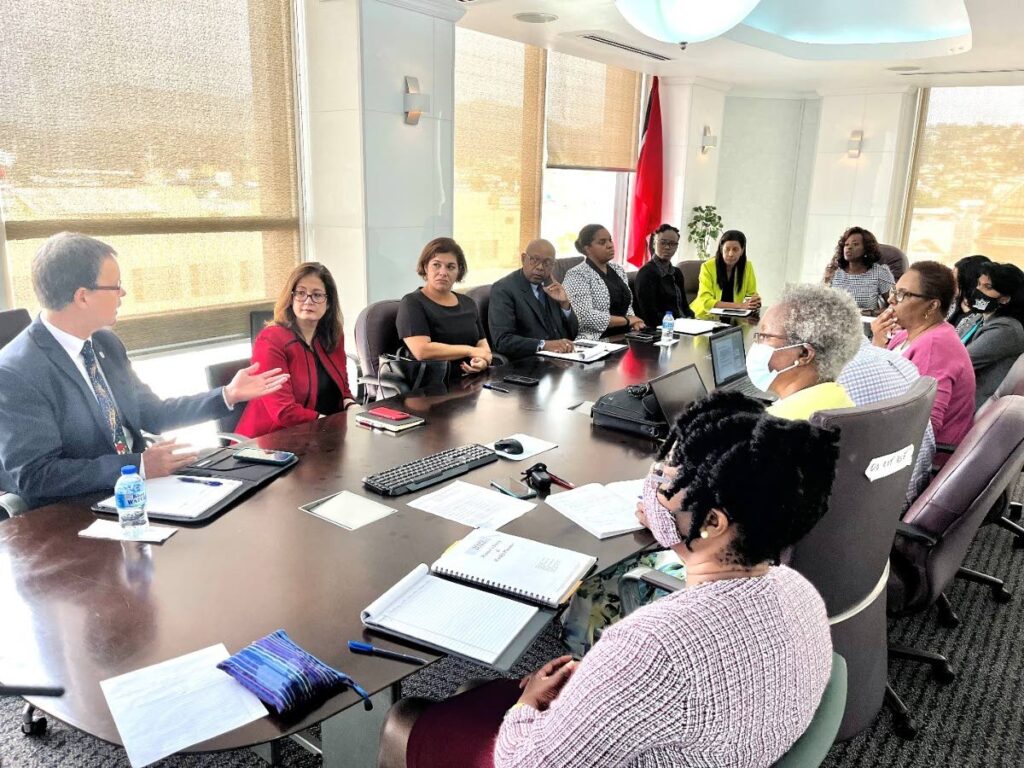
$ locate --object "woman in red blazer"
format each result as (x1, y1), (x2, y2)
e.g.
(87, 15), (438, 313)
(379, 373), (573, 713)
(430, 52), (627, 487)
(236, 263), (355, 437)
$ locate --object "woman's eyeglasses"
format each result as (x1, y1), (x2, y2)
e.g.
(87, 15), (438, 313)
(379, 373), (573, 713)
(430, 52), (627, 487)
(888, 288), (932, 304)
(293, 290), (328, 304)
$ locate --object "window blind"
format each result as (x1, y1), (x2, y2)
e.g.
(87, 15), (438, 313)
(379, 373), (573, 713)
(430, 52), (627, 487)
(545, 52), (642, 172)
(453, 28), (546, 284)
(0, 0), (299, 350)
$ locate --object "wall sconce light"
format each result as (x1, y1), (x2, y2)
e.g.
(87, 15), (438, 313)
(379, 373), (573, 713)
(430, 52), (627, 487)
(404, 76), (430, 125)
(847, 130), (863, 158)
(700, 125), (718, 154)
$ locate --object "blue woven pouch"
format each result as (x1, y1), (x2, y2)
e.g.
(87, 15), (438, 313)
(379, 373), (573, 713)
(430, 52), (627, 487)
(218, 629), (372, 714)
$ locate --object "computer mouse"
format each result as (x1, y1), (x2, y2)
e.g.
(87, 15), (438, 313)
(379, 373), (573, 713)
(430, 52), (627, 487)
(494, 437), (524, 455)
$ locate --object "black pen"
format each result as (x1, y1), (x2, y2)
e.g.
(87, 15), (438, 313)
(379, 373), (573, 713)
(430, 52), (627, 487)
(348, 641), (427, 665)
(482, 383), (510, 394)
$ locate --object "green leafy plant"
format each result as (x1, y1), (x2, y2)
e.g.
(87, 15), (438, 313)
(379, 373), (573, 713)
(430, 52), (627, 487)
(687, 205), (723, 261)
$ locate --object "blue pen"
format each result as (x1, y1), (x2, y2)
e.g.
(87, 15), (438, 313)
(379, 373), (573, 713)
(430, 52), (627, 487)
(177, 476), (222, 487)
(482, 383), (510, 394)
(348, 640), (427, 665)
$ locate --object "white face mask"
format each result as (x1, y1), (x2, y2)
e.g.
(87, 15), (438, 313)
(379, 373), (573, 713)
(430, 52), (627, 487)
(745, 341), (804, 393)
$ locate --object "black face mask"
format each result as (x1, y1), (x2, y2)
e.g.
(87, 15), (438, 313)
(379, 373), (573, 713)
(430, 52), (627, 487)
(971, 288), (998, 312)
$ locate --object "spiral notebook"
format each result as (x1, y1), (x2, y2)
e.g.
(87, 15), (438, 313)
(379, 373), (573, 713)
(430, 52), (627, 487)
(430, 529), (596, 608)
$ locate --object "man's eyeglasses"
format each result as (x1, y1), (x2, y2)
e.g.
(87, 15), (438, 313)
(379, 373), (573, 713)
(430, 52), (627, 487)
(888, 288), (932, 304)
(525, 255), (555, 268)
(751, 331), (790, 345)
(89, 282), (122, 292)
(293, 290), (328, 304)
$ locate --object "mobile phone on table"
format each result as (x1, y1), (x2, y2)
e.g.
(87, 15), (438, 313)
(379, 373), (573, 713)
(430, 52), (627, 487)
(503, 374), (539, 387)
(490, 477), (537, 500)
(234, 447), (296, 465)
(367, 406), (412, 421)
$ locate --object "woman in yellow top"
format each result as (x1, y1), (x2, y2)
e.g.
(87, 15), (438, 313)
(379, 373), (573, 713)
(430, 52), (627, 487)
(691, 229), (761, 317)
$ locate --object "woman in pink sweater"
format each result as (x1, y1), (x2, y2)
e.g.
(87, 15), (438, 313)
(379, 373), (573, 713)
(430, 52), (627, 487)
(378, 392), (839, 768)
(872, 260), (975, 446)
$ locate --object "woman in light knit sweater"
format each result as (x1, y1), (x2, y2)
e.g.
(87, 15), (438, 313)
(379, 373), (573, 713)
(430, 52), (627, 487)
(378, 392), (839, 768)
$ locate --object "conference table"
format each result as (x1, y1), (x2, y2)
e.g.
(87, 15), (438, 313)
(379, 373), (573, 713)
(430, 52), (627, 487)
(0, 321), (751, 766)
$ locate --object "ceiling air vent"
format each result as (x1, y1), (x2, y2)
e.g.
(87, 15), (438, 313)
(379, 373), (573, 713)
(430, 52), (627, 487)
(897, 68), (1024, 76)
(579, 34), (673, 61)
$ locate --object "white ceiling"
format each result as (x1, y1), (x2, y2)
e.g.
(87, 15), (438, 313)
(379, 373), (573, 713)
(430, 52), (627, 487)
(457, 0), (1024, 93)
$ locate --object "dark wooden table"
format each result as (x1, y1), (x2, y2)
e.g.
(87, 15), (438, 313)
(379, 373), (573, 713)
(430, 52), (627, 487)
(0, 325), (747, 763)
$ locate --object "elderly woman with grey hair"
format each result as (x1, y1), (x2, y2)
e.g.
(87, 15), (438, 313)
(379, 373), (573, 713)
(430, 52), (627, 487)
(744, 284), (862, 420)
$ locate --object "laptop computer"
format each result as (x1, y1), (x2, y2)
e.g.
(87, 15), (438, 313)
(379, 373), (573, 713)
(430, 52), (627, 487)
(649, 364), (710, 424)
(709, 327), (776, 403)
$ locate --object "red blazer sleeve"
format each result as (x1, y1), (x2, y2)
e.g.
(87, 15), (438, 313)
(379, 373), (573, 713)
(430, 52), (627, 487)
(250, 330), (320, 429)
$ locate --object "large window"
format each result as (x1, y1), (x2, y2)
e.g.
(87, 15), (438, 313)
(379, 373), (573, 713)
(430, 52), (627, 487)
(904, 86), (1024, 270)
(0, 0), (300, 350)
(453, 29), (641, 286)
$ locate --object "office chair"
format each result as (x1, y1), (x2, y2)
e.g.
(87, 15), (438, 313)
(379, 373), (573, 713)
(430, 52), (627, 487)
(249, 309), (274, 348)
(885, 395), (1024, 731)
(622, 379), (935, 742)
(464, 284), (493, 345)
(678, 261), (701, 308)
(353, 300), (407, 402)
(205, 358), (251, 444)
(551, 256), (583, 284)
(0, 307), (31, 349)
(877, 244), (909, 282)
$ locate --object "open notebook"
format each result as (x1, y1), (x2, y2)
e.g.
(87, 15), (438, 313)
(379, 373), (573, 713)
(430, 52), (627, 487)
(361, 531), (596, 666)
(538, 340), (626, 363)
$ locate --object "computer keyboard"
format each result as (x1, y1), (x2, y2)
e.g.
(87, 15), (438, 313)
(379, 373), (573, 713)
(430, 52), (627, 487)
(721, 378), (776, 401)
(362, 443), (499, 497)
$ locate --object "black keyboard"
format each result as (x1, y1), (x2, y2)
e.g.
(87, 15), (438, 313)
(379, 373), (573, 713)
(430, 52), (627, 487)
(362, 443), (499, 497)
(720, 377), (776, 401)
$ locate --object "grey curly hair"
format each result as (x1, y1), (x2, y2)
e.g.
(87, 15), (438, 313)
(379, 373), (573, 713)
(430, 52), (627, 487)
(776, 284), (862, 381)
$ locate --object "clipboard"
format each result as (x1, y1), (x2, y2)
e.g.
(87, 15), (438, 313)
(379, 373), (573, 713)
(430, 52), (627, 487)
(90, 446), (298, 524)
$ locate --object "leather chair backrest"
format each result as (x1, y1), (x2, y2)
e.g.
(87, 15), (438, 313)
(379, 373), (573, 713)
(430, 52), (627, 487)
(464, 284), (492, 344)
(678, 261), (701, 307)
(626, 269), (637, 299)
(788, 376), (936, 617)
(249, 310), (274, 348)
(353, 299), (402, 382)
(894, 394), (1024, 611)
(552, 256), (583, 284)
(877, 244), (909, 282)
(0, 308), (31, 350)
(205, 358), (251, 434)
(976, 351), (1024, 419)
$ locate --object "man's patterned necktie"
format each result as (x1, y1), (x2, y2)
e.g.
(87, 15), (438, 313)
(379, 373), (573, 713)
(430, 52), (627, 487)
(81, 340), (130, 455)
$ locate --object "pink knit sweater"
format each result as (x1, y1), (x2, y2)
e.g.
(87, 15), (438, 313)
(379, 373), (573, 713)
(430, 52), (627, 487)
(495, 566), (832, 768)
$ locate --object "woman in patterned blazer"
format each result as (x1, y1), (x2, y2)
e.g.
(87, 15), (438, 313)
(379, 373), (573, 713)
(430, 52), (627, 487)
(562, 224), (645, 339)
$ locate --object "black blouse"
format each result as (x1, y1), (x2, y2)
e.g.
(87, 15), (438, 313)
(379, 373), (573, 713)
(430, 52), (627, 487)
(313, 351), (342, 414)
(587, 259), (632, 319)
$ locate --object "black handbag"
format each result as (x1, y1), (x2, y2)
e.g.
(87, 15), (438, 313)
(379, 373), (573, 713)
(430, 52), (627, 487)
(591, 384), (668, 439)
(377, 348), (450, 392)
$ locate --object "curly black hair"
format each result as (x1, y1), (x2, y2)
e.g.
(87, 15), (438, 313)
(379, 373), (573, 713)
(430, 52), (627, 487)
(657, 391), (839, 567)
(833, 226), (882, 271)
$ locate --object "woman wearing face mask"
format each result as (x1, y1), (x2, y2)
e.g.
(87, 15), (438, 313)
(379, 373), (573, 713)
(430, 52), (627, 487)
(823, 226), (894, 315)
(690, 230), (760, 318)
(962, 262), (1024, 408)
(948, 254), (992, 332)
(871, 261), (975, 446)
(632, 223), (694, 327)
(377, 392), (839, 768)
(743, 284), (861, 420)
(562, 224), (644, 339)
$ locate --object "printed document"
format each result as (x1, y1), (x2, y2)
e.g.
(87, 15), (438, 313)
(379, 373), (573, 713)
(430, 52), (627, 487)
(545, 481), (645, 539)
(408, 480), (534, 529)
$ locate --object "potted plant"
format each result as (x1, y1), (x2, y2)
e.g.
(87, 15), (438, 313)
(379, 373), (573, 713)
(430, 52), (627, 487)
(687, 205), (723, 261)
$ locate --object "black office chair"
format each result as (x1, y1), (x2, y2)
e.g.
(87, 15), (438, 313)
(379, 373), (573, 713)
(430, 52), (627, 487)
(878, 244), (909, 282)
(626, 269), (638, 299)
(0, 307), (31, 350)
(205, 358), (251, 444)
(353, 300), (406, 402)
(249, 310), (274, 348)
(465, 284), (493, 345)
(678, 261), (701, 308)
(552, 256), (583, 284)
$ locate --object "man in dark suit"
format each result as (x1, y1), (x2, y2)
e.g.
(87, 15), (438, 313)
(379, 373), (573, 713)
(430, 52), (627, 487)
(489, 239), (579, 359)
(0, 232), (289, 510)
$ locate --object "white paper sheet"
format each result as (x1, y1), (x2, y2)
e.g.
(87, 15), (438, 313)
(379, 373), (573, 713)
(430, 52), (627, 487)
(545, 483), (644, 539)
(79, 519), (177, 543)
(301, 490), (396, 530)
(95, 476), (243, 520)
(407, 480), (535, 529)
(538, 340), (626, 363)
(484, 433), (558, 461)
(100, 644), (267, 768)
(673, 318), (724, 335)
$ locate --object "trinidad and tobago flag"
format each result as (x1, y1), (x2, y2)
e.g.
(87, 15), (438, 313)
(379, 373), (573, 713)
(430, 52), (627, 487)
(627, 76), (663, 268)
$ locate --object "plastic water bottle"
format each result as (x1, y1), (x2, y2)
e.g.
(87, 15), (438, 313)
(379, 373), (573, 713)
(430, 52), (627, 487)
(661, 311), (675, 344)
(114, 466), (149, 538)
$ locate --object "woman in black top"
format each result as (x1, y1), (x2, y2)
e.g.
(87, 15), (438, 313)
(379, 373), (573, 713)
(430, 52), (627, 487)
(396, 237), (492, 375)
(948, 254), (992, 332)
(633, 223), (694, 327)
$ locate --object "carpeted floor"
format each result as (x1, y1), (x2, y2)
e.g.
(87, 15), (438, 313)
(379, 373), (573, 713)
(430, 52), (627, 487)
(4, 489), (1024, 767)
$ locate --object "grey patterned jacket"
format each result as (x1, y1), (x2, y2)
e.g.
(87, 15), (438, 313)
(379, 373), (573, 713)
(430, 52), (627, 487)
(562, 260), (635, 340)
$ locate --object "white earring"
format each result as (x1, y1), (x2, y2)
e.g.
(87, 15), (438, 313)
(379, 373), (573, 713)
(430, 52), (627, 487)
(700, 530), (709, 539)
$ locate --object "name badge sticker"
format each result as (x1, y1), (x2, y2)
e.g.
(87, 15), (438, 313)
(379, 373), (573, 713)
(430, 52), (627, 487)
(865, 444), (915, 482)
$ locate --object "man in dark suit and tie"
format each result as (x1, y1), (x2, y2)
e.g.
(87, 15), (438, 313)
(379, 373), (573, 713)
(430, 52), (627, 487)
(488, 239), (579, 359)
(0, 232), (289, 510)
